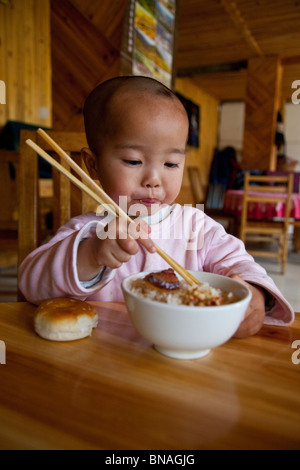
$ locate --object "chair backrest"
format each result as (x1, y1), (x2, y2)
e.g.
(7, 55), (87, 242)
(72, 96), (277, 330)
(266, 170), (300, 194)
(240, 173), (294, 230)
(187, 166), (205, 205)
(0, 150), (19, 233)
(18, 129), (97, 268)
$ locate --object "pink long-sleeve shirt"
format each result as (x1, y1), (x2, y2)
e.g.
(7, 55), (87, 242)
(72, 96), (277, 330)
(19, 204), (294, 326)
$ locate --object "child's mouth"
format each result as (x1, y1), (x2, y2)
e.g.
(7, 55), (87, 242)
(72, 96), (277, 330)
(139, 198), (160, 206)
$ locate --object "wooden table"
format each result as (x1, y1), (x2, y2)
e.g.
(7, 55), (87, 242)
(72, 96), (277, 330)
(0, 302), (300, 450)
(224, 189), (300, 220)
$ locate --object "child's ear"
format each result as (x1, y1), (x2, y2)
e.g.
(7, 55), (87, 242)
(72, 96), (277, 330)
(81, 148), (99, 180)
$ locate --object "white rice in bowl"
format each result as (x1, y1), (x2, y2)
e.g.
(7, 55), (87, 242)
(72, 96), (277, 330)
(129, 276), (237, 306)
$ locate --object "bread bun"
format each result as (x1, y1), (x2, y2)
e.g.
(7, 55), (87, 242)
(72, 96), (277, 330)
(34, 298), (98, 341)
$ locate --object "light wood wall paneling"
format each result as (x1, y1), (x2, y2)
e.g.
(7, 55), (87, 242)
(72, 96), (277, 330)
(175, 78), (219, 205)
(242, 55), (283, 170)
(0, 0), (51, 128)
(51, 0), (127, 131)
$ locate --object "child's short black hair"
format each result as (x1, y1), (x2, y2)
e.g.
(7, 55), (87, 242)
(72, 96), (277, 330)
(83, 76), (185, 155)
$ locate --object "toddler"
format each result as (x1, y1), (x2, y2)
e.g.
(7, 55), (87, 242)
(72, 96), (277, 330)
(19, 76), (294, 338)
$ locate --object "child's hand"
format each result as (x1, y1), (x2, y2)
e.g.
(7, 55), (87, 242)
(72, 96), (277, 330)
(77, 219), (155, 281)
(94, 218), (155, 269)
(230, 275), (266, 338)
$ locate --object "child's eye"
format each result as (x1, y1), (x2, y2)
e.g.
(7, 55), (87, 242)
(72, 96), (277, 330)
(165, 162), (179, 168)
(124, 160), (142, 166)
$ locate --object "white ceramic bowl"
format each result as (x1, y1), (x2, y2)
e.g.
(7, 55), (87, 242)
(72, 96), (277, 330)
(122, 271), (252, 360)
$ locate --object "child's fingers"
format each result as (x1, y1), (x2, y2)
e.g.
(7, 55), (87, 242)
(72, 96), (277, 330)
(105, 218), (156, 255)
(117, 237), (140, 256)
(230, 275), (265, 338)
(110, 245), (133, 267)
(128, 219), (156, 254)
(94, 238), (136, 269)
(138, 236), (156, 254)
(127, 219), (151, 238)
(230, 275), (255, 320)
(234, 308), (265, 338)
(117, 231), (156, 256)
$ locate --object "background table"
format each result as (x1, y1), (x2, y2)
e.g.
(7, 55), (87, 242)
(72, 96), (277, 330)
(0, 301), (300, 450)
(224, 189), (300, 220)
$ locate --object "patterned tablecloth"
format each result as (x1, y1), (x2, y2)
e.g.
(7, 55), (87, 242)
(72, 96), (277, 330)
(224, 190), (300, 220)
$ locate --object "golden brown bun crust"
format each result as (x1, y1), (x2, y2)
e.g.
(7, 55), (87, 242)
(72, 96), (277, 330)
(34, 298), (98, 341)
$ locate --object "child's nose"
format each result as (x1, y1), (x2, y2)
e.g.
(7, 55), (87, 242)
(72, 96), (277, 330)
(142, 168), (161, 188)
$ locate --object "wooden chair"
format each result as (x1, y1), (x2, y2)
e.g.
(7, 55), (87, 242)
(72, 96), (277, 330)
(187, 166), (236, 235)
(290, 219), (300, 252)
(266, 170), (300, 252)
(0, 150), (19, 299)
(187, 166), (205, 205)
(0, 149), (19, 252)
(18, 130), (98, 299)
(240, 173), (294, 274)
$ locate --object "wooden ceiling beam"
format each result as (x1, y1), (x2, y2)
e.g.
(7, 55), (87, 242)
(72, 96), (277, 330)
(220, 0), (263, 56)
(177, 60), (247, 78)
(281, 55), (300, 66)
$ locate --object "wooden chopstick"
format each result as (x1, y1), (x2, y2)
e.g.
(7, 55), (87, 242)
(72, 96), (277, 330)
(26, 133), (200, 286)
(36, 129), (129, 221)
(26, 139), (110, 210)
